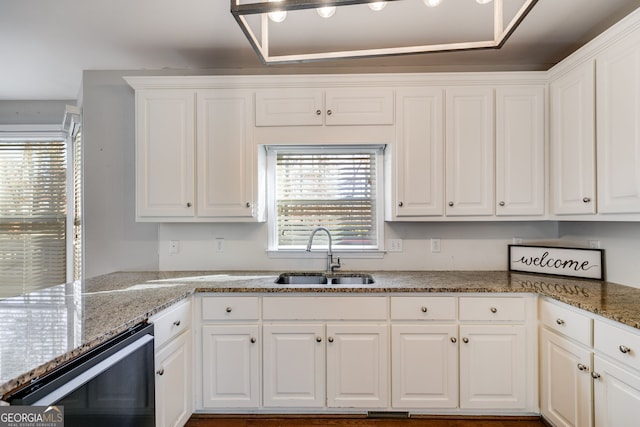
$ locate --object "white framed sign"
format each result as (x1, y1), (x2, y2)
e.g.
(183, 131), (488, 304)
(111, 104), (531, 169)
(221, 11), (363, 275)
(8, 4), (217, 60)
(508, 245), (605, 280)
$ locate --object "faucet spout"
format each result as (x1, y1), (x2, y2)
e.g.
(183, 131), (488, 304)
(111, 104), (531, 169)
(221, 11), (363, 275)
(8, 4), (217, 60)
(306, 227), (341, 272)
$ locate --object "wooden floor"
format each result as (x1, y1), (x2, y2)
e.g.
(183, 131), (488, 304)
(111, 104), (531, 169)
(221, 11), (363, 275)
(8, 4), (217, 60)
(186, 414), (546, 427)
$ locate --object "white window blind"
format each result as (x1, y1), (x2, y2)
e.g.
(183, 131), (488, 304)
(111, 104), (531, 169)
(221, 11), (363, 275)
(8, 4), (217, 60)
(0, 139), (67, 295)
(273, 147), (381, 250)
(72, 129), (82, 281)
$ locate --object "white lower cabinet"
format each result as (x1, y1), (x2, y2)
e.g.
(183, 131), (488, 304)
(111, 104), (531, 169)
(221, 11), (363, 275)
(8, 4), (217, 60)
(326, 323), (389, 408)
(151, 298), (193, 427)
(201, 324), (260, 408)
(262, 323), (325, 407)
(391, 324), (458, 408)
(459, 324), (527, 410)
(593, 355), (640, 427)
(540, 328), (593, 427)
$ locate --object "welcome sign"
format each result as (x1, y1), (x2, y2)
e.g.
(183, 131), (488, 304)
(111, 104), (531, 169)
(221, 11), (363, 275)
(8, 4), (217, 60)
(508, 245), (605, 280)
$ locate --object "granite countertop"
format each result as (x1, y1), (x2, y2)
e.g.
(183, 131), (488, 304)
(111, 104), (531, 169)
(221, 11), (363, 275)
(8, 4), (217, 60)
(1, 269), (638, 399)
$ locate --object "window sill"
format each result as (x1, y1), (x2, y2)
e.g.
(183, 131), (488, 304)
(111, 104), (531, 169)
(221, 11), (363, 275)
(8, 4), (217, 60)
(266, 250), (385, 259)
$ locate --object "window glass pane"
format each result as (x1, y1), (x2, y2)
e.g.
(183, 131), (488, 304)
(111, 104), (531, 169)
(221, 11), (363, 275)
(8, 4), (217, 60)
(274, 147), (380, 250)
(0, 140), (67, 296)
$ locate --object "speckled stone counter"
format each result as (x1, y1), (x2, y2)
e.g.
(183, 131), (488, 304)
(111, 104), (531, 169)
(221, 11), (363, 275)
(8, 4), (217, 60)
(1, 269), (638, 399)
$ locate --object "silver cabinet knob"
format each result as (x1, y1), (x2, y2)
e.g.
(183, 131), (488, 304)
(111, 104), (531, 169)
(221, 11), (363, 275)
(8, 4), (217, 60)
(156, 368), (165, 376)
(490, 307), (498, 313)
(315, 109), (322, 115)
(250, 337), (256, 343)
(327, 109), (333, 116)
(187, 202), (192, 208)
(499, 201), (505, 206)
(619, 345), (631, 354)
(591, 371), (601, 379)
(448, 201), (454, 207)
(398, 201), (403, 207)
(450, 337), (457, 343)
(173, 320), (181, 326)
(328, 337), (334, 343)
(462, 337), (469, 343)
(316, 336), (322, 343)
(226, 307), (232, 313)
(246, 202), (251, 208)
(556, 319), (565, 325)
(421, 306), (428, 313)
(583, 197), (591, 203)
(577, 363), (588, 371)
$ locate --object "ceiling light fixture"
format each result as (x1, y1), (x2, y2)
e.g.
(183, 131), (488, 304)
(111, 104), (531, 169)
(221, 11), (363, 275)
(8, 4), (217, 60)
(231, 0), (539, 63)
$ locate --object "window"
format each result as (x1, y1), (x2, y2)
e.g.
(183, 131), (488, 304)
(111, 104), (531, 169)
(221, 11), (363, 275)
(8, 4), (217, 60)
(0, 131), (67, 296)
(267, 146), (384, 251)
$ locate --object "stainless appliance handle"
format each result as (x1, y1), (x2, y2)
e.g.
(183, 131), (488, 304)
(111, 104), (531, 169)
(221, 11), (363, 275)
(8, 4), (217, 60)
(33, 334), (154, 406)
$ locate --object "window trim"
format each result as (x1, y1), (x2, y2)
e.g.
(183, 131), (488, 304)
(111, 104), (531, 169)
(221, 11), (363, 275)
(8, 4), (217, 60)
(266, 144), (386, 254)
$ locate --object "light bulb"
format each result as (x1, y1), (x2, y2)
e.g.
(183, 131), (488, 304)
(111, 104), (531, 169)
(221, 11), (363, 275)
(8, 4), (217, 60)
(267, 0), (287, 23)
(423, 0), (442, 7)
(316, 6), (336, 18)
(476, 0), (493, 4)
(368, 2), (387, 11)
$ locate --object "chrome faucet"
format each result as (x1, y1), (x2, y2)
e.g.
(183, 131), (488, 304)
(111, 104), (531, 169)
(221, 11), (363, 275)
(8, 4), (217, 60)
(306, 226), (341, 272)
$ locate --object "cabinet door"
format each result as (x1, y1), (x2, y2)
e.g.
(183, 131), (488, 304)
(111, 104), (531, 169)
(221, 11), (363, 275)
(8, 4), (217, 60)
(594, 355), (640, 427)
(391, 88), (444, 218)
(155, 330), (192, 427)
(391, 324), (457, 409)
(540, 329), (593, 427)
(255, 88), (324, 126)
(596, 33), (640, 213)
(550, 62), (596, 215)
(136, 89), (195, 218)
(445, 87), (494, 216)
(324, 88), (394, 126)
(197, 90), (255, 219)
(201, 324), (260, 408)
(263, 324), (325, 407)
(459, 324), (526, 409)
(326, 323), (388, 408)
(495, 86), (545, 216)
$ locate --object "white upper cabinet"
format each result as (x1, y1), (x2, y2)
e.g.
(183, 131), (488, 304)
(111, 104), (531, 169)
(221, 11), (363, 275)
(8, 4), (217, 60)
(445, 87), (495, 216)
(196, 89), (255, 219)
(495, 86), (545, 216)
(596, 31), (640, 214)
(255, 87), (394, 127)
(550, 61), (597, 215)
(389, 87), (444, 219)
(135, 89), (196, 218)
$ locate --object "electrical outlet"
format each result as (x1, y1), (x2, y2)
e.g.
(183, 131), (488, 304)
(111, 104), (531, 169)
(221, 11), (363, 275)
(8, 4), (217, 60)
(215, 238), (225, 253)
(388, 239), (403, 252)
(169, 240), (179, 255)
(431, 238), (441, 253)
(589, 240), (601, 249)
(513, 237), (523, 245)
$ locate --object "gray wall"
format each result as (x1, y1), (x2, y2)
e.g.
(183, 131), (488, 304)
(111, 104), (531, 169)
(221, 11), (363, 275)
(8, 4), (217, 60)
(0, 100), (72, 124)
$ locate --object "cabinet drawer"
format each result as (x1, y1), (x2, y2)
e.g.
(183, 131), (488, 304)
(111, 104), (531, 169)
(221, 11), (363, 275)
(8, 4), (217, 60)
(202, 296), (260, 321)
(263, 296), (387, 320)
(595, 319), (640, 371)
(151, 298), (192, 349)
(459, 296), (526, 322)
(390, 296), (456, 320)
(540, 298), (592, 346)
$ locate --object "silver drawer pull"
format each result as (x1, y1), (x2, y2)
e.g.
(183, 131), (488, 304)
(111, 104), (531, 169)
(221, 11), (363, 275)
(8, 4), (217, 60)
(226, 307), (232, 313)
(591, 372), (601, 379)
(462, 337), (469, 343)
(556, 319), (565, 326)
(577, 363), (588, 372)
(450, 337), (457, 343)
(583, 197), (591, 203)
(173, 320), (181, 326)
(619, 345), (631, 354)
(490, 307), (498, 314)
(421, 306), (428, 313)
(315, 109), (321, 115)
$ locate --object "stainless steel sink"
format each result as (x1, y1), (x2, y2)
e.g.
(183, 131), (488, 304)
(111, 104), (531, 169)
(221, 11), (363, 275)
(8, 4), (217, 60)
(330, 274), (375, 285)
(274, 273), (328, 284)
(274, 273), (374, 285)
